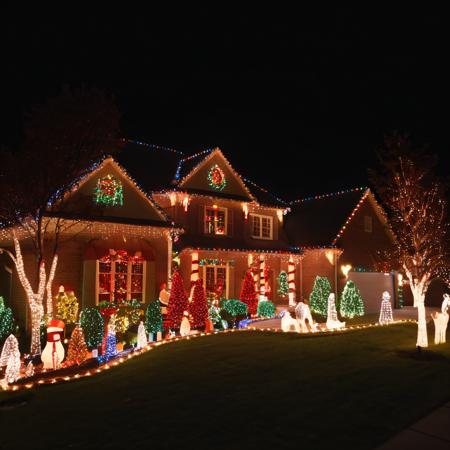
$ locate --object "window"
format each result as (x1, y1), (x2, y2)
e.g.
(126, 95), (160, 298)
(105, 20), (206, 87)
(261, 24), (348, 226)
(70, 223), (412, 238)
(364, 215), (373, 233)
(203, 265), (228, 298)
(97, 250), (145, 303)
(204, 206), (227, 235)
(251, 214), (273, 240)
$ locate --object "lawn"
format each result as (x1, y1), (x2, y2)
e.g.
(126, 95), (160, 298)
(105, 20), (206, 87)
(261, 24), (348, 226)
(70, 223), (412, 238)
(1, 323), (450, 450)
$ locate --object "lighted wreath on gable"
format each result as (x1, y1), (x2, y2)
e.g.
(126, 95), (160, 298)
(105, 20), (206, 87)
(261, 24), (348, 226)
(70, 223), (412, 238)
(207, 164), (227, 191)
(94, 175), (124, 207)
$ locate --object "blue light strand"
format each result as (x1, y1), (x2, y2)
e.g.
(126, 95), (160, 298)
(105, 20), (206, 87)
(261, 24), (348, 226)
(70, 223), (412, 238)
(291, 187), (367, 204)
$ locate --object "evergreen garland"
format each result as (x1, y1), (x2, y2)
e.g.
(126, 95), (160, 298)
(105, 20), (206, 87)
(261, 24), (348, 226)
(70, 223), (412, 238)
(309, 276), (331, 317)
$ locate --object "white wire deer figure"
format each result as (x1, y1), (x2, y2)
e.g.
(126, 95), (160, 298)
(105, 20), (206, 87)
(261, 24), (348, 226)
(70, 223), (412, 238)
(431, 293), (450, 345)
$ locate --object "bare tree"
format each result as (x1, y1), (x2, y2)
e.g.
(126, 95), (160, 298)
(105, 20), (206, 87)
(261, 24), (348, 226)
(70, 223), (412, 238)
(371, 134), (448, 347)
(0, 87), (120, 355)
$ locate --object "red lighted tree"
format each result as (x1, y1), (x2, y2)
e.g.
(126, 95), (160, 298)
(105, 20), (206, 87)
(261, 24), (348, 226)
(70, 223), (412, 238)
(371, 134), (448, 348)
(240, 270), (258, 316)
(190, 279), (208, 328)
(65, 325), (88, 366)
(168, 270), (188, 329)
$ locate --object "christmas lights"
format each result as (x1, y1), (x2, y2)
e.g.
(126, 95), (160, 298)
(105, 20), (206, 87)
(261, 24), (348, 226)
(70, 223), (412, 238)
(378, 292), (394, 325)
(94, 174), (124, 207)
(240, 270), (257, 316)
(145, 301), (163, 338)
(65, 326), (88, 366)
(309, 276), (331, 317)
(55, 287), (79, 324)
(326, 293), (345, 330)
(189, 280), (208, 328)
(295, 302), (315, 332)
(340, 280), (365, 319)
(80, 308), (104, 350)
(207, 164), (227, 191)
(0, 298), (15, 344)
(41, 319), (65, 370)
(280, 310), (301, 333)
(180, 311), (191, 336)
(257, 300), (275, 319)
(168, 270), (188, 329)
(277, 271), (289, 298)
(103, 320), (117, 361)
(136, 321), (147, 349)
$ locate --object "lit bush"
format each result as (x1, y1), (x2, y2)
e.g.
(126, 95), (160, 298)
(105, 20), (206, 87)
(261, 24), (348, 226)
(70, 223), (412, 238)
(257, 301), (276, 318)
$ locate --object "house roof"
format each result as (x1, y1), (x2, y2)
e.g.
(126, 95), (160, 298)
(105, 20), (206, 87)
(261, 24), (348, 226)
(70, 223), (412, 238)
(284, 187), (369, 247)
(116, 140), (183, 192)
(174, 147), (287, 208)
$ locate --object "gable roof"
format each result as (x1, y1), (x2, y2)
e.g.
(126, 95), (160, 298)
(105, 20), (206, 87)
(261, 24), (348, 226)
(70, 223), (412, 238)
(174, 147), (287, 207)
(285, 187), (370, 247)
(56, 155), (174, 227)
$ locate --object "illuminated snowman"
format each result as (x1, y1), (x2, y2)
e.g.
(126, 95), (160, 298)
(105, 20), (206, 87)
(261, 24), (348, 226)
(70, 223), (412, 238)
(41, 319), (65, 369)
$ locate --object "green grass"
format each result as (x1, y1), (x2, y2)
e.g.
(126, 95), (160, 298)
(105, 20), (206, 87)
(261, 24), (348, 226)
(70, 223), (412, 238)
(1, 324), (450, 450)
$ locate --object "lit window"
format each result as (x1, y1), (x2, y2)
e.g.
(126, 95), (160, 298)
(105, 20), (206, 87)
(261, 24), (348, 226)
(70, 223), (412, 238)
(97, 250), (145, 303)
(364, 216), (373, 233)
(204, 206), (227, 235)
(251, 214), (273, 240)
(203, 265), (228, 298)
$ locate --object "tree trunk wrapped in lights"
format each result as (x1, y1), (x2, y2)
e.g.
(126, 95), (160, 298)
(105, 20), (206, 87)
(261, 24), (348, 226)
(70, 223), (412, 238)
(371, 134), (449, 348)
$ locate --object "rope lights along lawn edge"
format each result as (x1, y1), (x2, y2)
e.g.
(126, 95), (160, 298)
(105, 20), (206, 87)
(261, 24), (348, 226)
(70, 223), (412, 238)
(0, 319), (416, 392)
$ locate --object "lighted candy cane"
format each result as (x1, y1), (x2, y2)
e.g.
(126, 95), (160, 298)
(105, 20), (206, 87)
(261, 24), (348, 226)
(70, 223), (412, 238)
(191, 252), (199, 283)
(288, 256), (296, 306)
(259, 255), (266, 297)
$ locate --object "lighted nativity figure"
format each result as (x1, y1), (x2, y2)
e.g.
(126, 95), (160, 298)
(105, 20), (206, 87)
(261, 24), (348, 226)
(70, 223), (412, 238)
(431, 293), (450, 345)
(295, 301), (316, 332)
(280, 310), (301, 333)
(326, 293), (346, 330)
(378, 291), (394, 324)
(136, 321), (148, 349)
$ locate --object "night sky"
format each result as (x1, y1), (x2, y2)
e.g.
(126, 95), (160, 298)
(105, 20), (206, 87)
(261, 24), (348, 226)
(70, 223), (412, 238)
(2, 9), (450, 199)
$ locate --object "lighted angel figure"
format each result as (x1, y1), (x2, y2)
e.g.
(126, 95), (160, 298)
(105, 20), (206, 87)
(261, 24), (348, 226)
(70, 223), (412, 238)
(295, 301), (316, 332)
(326, 293), (346, 330)
(280, 310), (301, 333)
(432, 294), (450, 344)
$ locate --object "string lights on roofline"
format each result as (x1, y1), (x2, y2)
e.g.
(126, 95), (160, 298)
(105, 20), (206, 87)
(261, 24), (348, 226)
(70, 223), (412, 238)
(123, 138), (185, 156)
(291, 186), (367, 204)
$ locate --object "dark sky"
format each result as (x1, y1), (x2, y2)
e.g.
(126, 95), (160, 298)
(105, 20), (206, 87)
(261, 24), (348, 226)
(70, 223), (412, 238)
(2, 9), (450, 200)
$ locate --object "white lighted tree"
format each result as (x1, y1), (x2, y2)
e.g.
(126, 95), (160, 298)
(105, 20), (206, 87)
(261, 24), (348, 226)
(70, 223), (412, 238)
(0, 87), (120, 355)
(372, 134), (448, 347)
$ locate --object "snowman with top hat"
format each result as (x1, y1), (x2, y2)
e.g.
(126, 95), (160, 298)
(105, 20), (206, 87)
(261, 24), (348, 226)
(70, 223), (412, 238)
(41, 319), (65, 369)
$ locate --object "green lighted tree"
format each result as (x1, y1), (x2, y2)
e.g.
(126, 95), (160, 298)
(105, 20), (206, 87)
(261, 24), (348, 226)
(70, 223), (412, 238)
(277, 271), (289, 297)
(309, 276), (331, 317)
(80, 307), (104, 350)
(145, 301), (163, 337)
(0, 297), (16, 344)
(340, 280), (365, 318)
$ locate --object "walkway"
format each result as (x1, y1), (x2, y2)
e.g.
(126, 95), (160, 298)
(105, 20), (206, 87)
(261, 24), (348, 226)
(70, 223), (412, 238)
(378, 402), (450, 449)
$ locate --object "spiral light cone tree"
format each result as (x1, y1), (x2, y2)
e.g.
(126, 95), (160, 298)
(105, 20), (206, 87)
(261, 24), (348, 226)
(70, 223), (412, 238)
(371, 134), (448, 348)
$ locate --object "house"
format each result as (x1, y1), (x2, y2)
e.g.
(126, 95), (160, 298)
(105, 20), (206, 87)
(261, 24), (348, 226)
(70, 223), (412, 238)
(285, 187), (398, 313)
(151, 147), (302, 302)
(0, 142), (400, 332)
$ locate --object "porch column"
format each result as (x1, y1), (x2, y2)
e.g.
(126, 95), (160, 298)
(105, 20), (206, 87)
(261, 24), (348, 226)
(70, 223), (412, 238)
(167, 235), (173, 290)
(259, 254), (266, 301)
(288, 256), (296, 306)
(190, 251), (199, 283)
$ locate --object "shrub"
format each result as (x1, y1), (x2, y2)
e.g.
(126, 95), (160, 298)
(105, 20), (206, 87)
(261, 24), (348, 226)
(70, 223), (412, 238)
(0, 297), (15, 344)
(257, 300), (276, 318)
(220, 299), (248, 327)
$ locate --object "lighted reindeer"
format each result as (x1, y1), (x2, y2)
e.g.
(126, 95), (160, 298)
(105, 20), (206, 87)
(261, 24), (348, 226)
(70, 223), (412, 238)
(431, 293), (450, 345)
(295, 301), (317, 332)
(280, 310), (301, 333)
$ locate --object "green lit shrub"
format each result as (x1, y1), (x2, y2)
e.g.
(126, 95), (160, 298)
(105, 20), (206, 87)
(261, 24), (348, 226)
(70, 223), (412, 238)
(80, 307), (104, 350)
(257, 300), (276, 318)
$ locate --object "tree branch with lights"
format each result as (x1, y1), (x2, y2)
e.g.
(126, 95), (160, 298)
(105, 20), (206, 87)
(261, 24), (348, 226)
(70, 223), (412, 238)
(371, 134), (449, 347)
(0, 87), (120, 355)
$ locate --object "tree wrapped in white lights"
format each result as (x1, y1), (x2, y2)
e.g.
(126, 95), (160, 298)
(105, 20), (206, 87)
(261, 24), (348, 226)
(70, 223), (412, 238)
(372, 134), (448, 347)
(0, 88), (120, 355)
